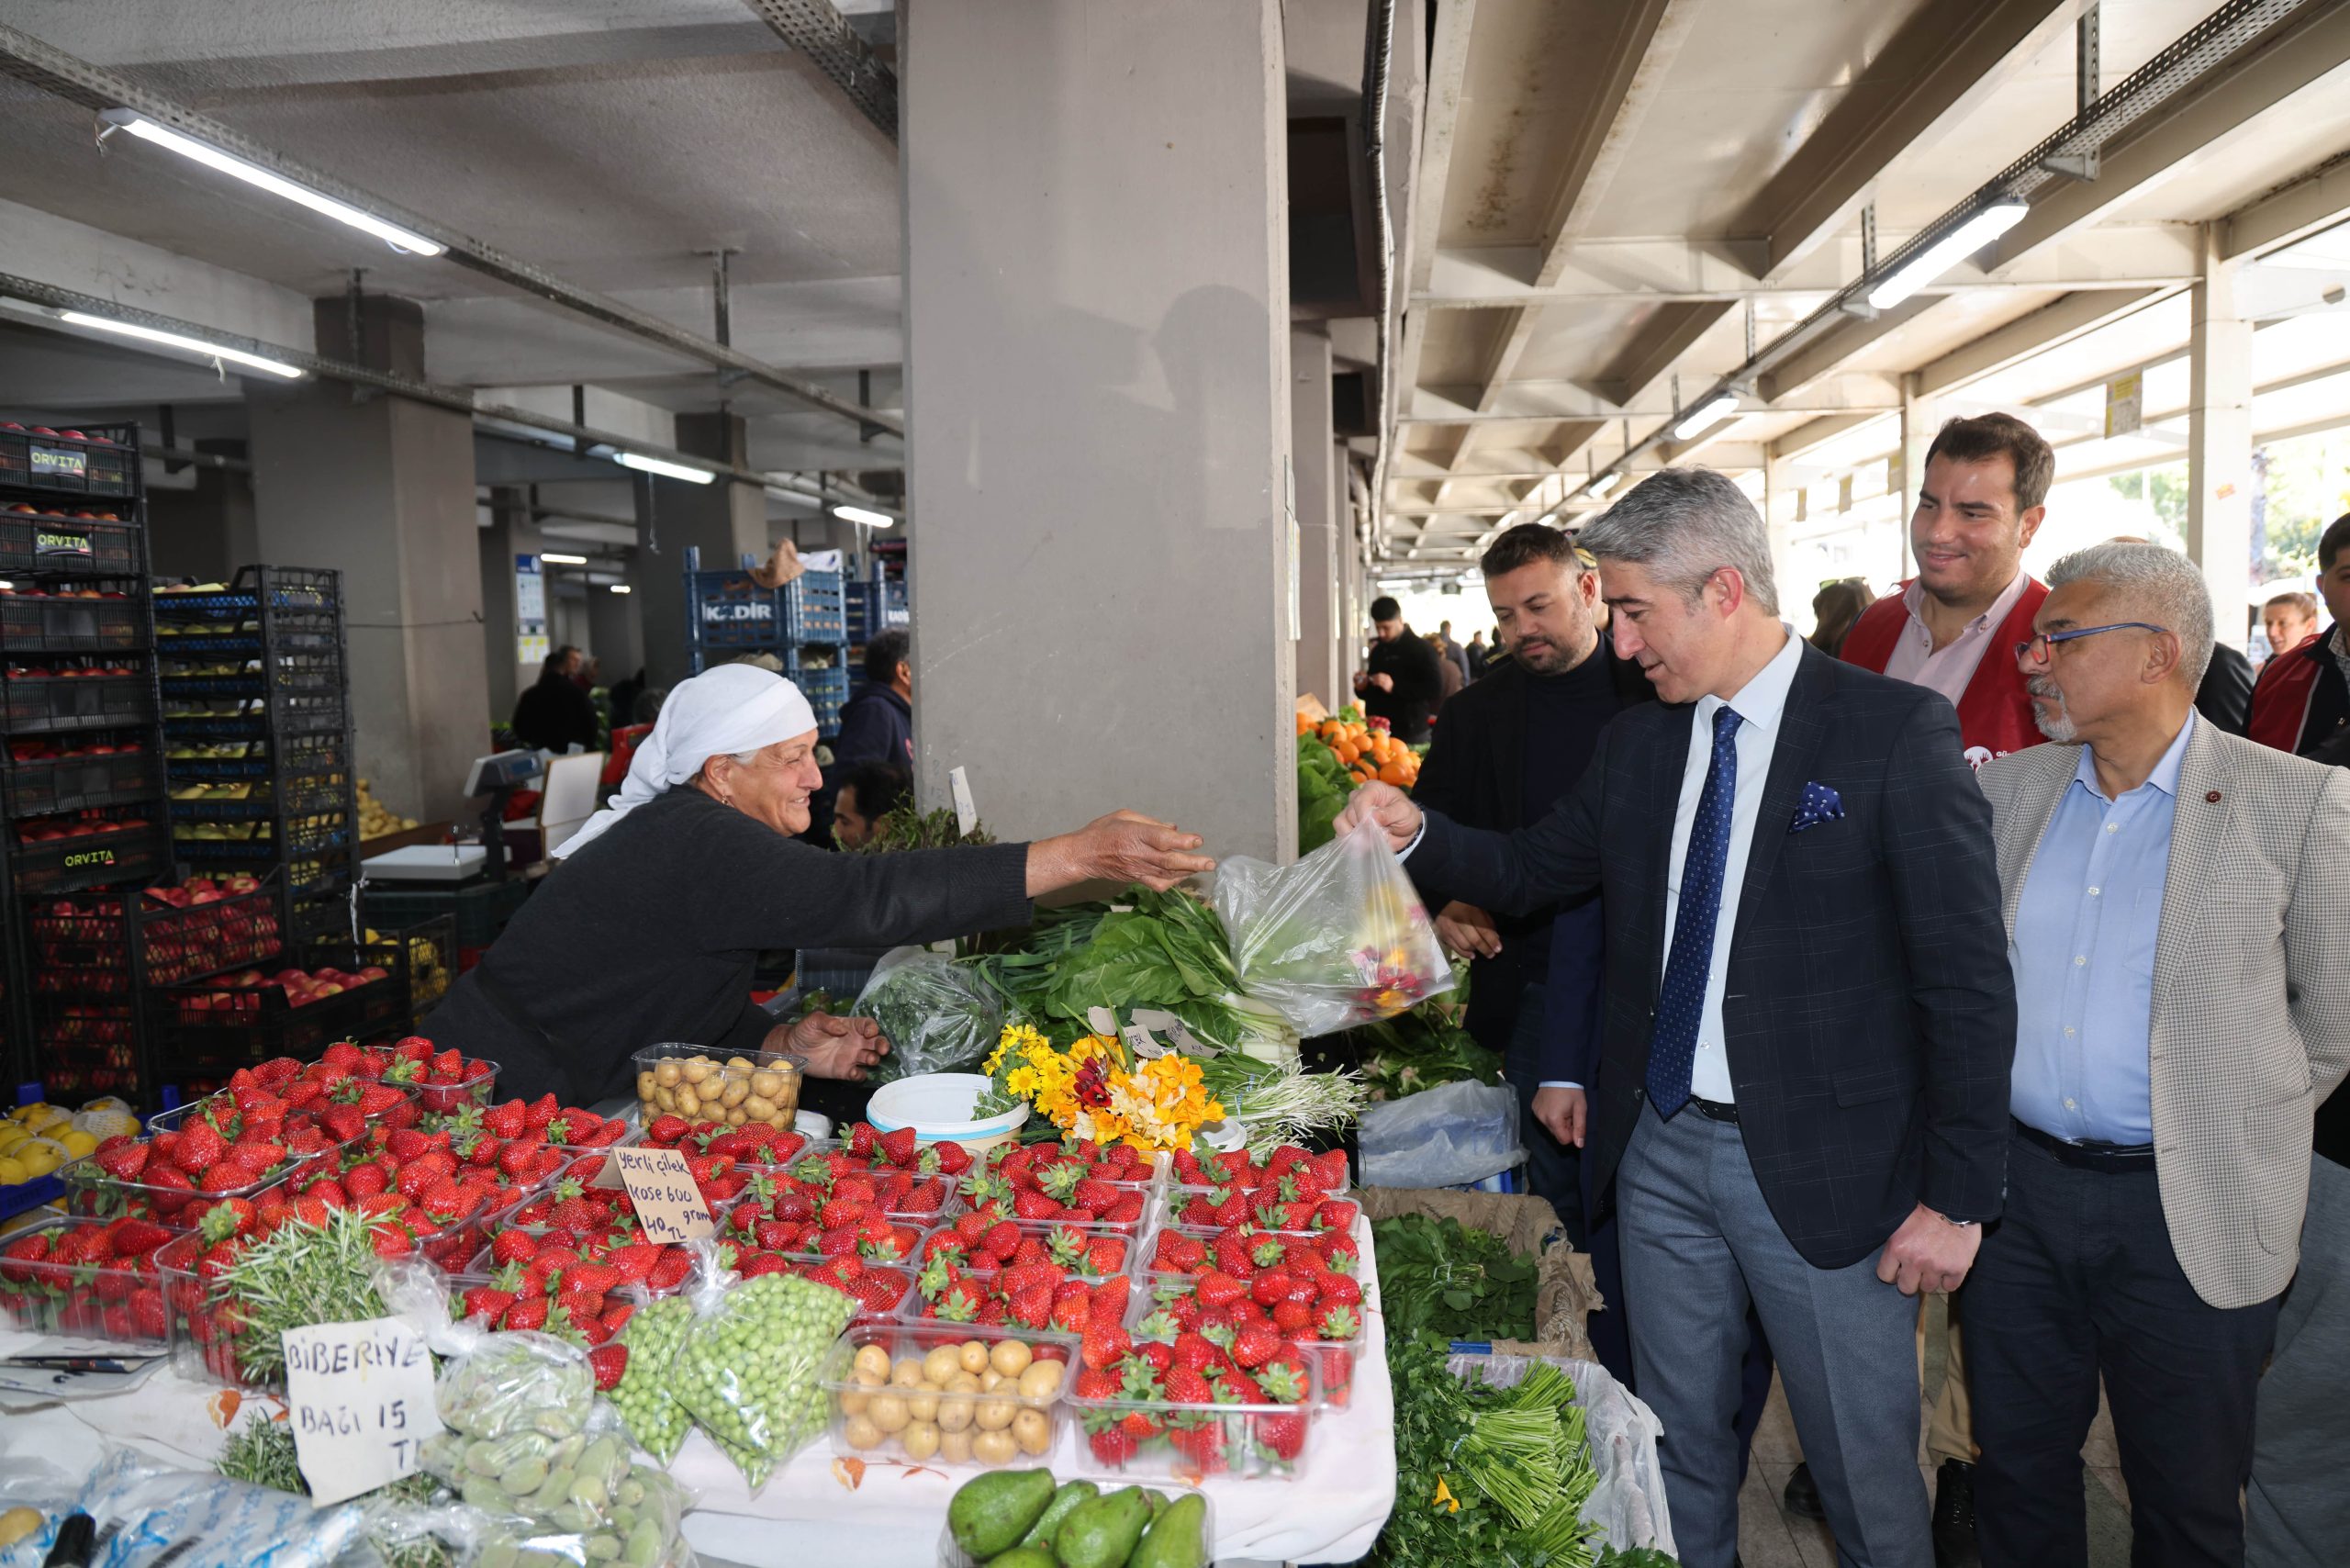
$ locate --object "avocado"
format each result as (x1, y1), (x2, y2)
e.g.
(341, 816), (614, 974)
(982, 1550), (1056, 1568)
(1020, 1481), (1098, 1549)
(1128, 1494), (1208, 1568)
(948, 1469), (1058, 1561)
(1052, 1486), (1151, 1568)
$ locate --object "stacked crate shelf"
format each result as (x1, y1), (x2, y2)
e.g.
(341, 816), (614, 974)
(153, 566), (358, 949)
(0, 420), (173, 1103)
(680, 546), (851, 734)
(843, 553), (909, 716)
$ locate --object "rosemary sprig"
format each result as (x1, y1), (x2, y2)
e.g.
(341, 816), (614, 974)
(210, 1206), (394, 1380)
(217, 1420), (454, 1568)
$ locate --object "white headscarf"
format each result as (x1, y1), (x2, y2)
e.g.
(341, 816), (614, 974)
(554, 663), (818, 857)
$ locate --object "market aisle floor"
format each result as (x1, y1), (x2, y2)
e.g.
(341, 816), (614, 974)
(1737, 1294), (2132, 1567)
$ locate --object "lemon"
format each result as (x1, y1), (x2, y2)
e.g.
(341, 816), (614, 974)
(57, 1129), (97, 1159)
(0, 1126), (24, 1153)
(21, 1108), (66, 1136)
(0, 1157), (24, 1185)
(12, 1150), (54, 1179)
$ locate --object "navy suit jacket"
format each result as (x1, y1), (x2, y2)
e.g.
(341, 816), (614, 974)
(1407, 642), (2015, 1269)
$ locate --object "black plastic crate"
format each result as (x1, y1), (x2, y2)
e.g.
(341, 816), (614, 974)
(0, 513), (142, 577)
(0, 425), (138, 498)
(10, 817), (168, 894)
(363, 879), (531, 949)
(0, 591), (147, 654)
(151, 966), (393, 1070)
(2, 742), (159, 816)
(0, 667), (153, 734)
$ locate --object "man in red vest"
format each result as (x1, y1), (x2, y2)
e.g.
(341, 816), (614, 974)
(2248, 513), (2350, 762)
(1780, 411), (2053, 1567)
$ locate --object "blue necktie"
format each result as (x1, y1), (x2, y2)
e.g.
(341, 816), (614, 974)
(1648, 704), (1741, 1119)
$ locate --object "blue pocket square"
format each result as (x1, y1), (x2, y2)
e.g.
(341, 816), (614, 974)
(1790, 781), (1844, 833)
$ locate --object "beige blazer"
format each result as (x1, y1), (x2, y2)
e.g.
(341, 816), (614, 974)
(1977, 718), (2350, 1309)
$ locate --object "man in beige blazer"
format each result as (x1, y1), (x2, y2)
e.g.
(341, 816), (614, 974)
(1969, 542), (2350, 1568)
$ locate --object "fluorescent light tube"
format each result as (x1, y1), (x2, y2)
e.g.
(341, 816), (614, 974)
(58, 311), (304, 378)
(1672, 391), (1740, 442)
(101, 110), (444, 256)
(1587, 470), (1624, 500)
(609, 584), (632, 594)
(1866, 199), (2030, 311)
(834, 504), (895, 528)
(540, 552), (588, 565)
(611, 451), (717, 485)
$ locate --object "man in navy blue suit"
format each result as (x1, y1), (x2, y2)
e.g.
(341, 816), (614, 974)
(1340, 467), (2014, 1568)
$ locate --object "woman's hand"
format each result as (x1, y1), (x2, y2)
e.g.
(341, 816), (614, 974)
(1027, 810), (1214, 895)
(785, 1011), (890, 1081)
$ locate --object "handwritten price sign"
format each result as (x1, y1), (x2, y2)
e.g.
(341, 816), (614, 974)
(281, 1317), (443, 1506)
(610, 1145), (716, 1244)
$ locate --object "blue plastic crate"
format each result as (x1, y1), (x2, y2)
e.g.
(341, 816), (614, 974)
(686, 570), (787, 649)
(796, 664), (850, 735)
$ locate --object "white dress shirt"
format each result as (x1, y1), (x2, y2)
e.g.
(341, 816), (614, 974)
(1880, 570), (2030, 711)
(1662, 628), (1806, 1104)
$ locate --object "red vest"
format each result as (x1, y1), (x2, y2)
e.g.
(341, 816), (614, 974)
(1840, 578), (2050, 768)
(2247, 630), (2326, 752)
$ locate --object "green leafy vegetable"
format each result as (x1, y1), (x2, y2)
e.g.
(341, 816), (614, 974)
(1373, 1213), (1539, 1345)
(1297, 731), (1354, 854)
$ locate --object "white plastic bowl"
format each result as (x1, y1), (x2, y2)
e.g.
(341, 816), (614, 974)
(793, 1109), (834, 1139)
(864, 1072), (1029, 1155)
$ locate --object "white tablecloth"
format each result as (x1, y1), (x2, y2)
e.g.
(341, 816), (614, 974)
(0, 1217), (1397, 1567)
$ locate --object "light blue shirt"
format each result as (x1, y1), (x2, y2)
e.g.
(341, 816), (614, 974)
(2009, 711), (2196, 1145)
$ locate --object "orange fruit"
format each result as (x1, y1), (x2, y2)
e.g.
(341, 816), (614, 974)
(1378, 761), (1411, 787)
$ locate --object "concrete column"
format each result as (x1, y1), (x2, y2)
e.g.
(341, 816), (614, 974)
(1292, 330), (1343, 709)
(247, 293), (489, 823)
(901, 0), (1295, 861)
(632, 411), (766, 689)
(1762, 452), (1807, 624)
(1897, 372), (1937, 581)
(145, 440), (256, 583)
(476, 486), (544, 722)
(2188, 224), (2255, 648)
(586, 566), (646, 697)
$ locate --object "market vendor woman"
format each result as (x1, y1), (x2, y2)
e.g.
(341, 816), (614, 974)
(421, 663), (1214, 1104)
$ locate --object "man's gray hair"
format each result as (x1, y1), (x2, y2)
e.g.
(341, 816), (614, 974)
(1577, 466), (1779, 614)
(2045, 541), (2215, 688)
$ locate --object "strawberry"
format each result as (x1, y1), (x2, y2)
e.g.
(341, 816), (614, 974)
(876, 1127), (917, 1168)
(461, 1286), (515, 1323)
(1165, 1367), (1215, 1404)
(1313, 1303), (1360, 1341)
(1087, 1425), (1138, 1466)
(94, 1141), (151, 1181)
(848, 1272), (907, 1316)
(1254, 1408), (1308, 1461)
(319, 1104), (368, 1144)
(172, 1120), (226, 1175)
(586, 1343), (628, 1390)
(1194, 1270), (1247, 1310)
(129, 1290), (169, 1340)
(1230, 1323), (1279, 1369)
(847, 1122), (876, 1159)
(490, 1230), (541, 1267)
(1080, 1319), (1131, 1371)
(370, 1226), (416, 1260)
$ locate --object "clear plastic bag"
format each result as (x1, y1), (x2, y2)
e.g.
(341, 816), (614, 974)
(1359, 1079), (1525, 1188)
(850, 949), (1003, 1082)
(59, 1448), (372, 1568)
(667, 1238), (855, 1492)
(604, 1294), (695, 1465)
(1213, 819), (1455, 1038)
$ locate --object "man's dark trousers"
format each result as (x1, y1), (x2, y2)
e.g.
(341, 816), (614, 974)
(1968, 1132), (2281, 1568)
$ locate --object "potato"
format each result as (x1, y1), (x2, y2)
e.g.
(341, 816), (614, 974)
(726, 1107), (747, 1126)
(901, 1421), (940, 1462)
(675, 1086), (700, 1118)
(946, 1372), (982, 1395)
(975, 1396), (1015, 1432)
(852, 1345), (890, 1384)
(842, 1414), (880, 1450)
(720, 1078), (750, 1110)
(939, 1428), (973, 1464)
(654, 1087), (677, 1113)
(934, 1396), (973, 1433)
(1012, 1408), (1051, 1456)
(891, 1358), (927, 1388)
(654, 1060), (682, 1088)
(1017, 1361), (1064, 1401)
(744, 1094), (777, 1122)
(907, 1389), (940, 1424)
(839, 1390), (870, 1417)
(751, 1070), (784, 1099)
(635, 1071), (656, 1100)
(958, 1341), (990, 1374)
(680, 1059), (710, 1085)
(868, 1393), (910, 1434)
(972, 1428), (1017, 1467)
(923, 1346), (965, 1384)
(726, 1056), (755, 1072)
(989, 1339), (1033, 1379)
(979, 1369), (1003, 1393)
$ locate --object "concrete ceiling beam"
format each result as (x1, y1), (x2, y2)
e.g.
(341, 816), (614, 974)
(2221, 151), (2350, 261)
(1576, 300), (1735, 407)
(1768, 413), (1885, 461)
(1729, 0), (2082, 277)
(1912, 286), (2169, 398)
(1754, 297), (1940, 404)
(1986, 5), (2350, 272)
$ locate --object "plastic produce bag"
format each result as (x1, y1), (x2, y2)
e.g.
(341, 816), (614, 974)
(49, 1448), (370, 1568)
(1214, 819), (1454, 1038)
(1443, 1352), (1675, 1559)
(1359, 1079), (1525, 1188)
(850, 949), (1004, 1083)
(668, 1238), (854, 1492)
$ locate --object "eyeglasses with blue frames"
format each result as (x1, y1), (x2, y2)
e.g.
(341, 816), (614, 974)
(2013, 622), (2169, 665)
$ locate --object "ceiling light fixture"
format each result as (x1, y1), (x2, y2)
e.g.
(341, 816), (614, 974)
(1866, 198), (2030, 311)
(609, 584), (632, 595)
(1586, 470), (1625, 501)
(610, 451), (717, 485)
(539, 552), (588, 566)
(57, 310), (305, 378)
(834, 504), (895, 528)
(99, 110), (445, 256)
(1672, 391), (1740, 442)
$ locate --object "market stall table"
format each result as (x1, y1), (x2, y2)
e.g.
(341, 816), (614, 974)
(0, 1214), (1397, 1568)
